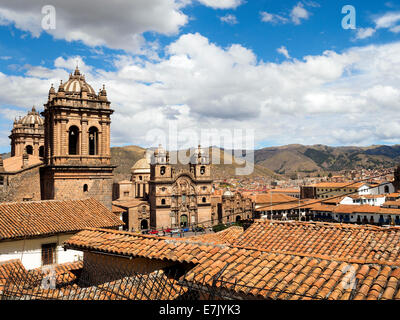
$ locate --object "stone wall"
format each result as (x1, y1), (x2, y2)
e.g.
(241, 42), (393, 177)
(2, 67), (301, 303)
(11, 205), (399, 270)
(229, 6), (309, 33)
(41, 167), (114, 210)
(0, 165), (42, 202)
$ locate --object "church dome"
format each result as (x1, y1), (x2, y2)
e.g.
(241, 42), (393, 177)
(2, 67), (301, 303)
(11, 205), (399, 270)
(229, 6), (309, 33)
(131, 157), (150, 171)
(63, 66), (96, 96)
(18, 107), (44, 126)
(223, 189), (234, 197)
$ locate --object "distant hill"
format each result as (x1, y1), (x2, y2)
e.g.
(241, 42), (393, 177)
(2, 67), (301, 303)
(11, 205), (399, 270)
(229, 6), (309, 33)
(110, 145), (281, 181)
(254, 144), (399, 175)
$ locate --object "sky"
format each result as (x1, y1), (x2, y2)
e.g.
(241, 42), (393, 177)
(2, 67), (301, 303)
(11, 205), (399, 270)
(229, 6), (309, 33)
(0, 0), (400, 153)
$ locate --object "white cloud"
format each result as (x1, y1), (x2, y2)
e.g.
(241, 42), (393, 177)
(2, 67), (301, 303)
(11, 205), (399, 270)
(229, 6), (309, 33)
(261, 2), (312, 26)
(375, 12), (400, 29)
(260, 11), (288, 24)
(277, 46), (291, 59)
(220, 14), (238, 25)
(2, 34), (400, 148)
(372, 11), (400, 36)
(0, 1), (185, 54)
(197, 0), (243, 9)
(290, 2), (310, 25)
(355, 27), (376, 40)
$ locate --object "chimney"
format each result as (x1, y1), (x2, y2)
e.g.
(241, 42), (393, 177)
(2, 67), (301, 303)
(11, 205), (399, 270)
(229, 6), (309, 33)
(22, 151), (29, 168)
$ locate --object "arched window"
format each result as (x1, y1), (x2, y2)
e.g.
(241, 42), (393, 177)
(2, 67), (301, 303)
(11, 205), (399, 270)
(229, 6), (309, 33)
(39, 146), (44, 158)
(83, 184), (88, 192)
(88, 127), (99, 156)
(161, 199), (166, 205)
(69, 126), (80, 155)
(200, 166), (205, 175)
(384, 185), (389, 193)
(26, 145), (33, 155)
(202, 197), (206, 203)
(160, 166), (166, 175)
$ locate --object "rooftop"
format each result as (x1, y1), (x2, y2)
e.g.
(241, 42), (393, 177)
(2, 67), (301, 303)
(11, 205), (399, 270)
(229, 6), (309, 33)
(0, 198), (123, 241)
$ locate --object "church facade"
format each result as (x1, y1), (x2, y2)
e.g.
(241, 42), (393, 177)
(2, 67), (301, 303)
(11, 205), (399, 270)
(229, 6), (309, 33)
(113, 145), (214, 231)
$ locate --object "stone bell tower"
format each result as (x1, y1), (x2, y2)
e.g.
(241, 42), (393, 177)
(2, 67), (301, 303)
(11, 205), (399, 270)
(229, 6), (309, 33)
(40, 66), (115, 209)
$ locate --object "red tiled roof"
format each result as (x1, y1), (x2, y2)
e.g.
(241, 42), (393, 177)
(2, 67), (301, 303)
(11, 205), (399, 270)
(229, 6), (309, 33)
(0, 259), (26, 294)
(2, 155), (43, 173)
(185, 247), (400, 300)
(0, 198), (124, 240)
(63, 228), (221, 264)
(112, 205), (125, 214)
(59, 221), (400, 300)
(251, 193), (298, 205)
(233, 220), (400, 264)
(187, 226), (243, 245)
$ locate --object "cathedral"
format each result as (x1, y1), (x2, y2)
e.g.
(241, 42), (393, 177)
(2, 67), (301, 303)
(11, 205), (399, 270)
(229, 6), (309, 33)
(113, 145), (213, 231)
(0, 66), (214, 228)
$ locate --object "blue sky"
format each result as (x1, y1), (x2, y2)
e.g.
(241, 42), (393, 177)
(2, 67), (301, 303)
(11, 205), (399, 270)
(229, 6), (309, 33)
(0, 0), (400, 153)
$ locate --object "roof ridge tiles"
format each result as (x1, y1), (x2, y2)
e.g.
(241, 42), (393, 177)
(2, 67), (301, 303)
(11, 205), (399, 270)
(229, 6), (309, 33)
(230, 244), (400, 267)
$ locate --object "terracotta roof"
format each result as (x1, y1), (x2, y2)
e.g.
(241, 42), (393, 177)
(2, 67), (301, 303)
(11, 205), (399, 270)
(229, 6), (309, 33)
(112, 205), (125, 214)
(2, 155), (43, 172)
(64, 225), (400, 300)
(270, 188), (300, 193)
(187, 226), (244, 245)
(232, 220), (400, 264)
(0, 259), (26, 295)
(251, 193), (298, 205)
(0, 198), (123, 240)
(1, 270), (185, 300)
(383, 200), (400, 207)
(255, 199), (314, 212)
(112, 199), (148, 208)
(63, 228), (221, 264)
(185, 247), (400, 300)
(313, 182), (366, 189)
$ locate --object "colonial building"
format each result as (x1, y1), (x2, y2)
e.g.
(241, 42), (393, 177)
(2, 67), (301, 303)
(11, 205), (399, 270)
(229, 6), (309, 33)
(149, 145), (212, 229)
(40, 67), (115, 209)
(113, 145), (213, 231)
(211, 190), (253, 225)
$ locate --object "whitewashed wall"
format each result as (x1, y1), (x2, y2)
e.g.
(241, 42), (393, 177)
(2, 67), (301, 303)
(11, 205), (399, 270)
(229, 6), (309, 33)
(0, 233), (82, 270)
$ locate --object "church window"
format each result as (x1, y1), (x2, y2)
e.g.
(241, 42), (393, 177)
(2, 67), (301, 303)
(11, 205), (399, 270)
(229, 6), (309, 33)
(202, 197), (206, 203)
(69, 126), (80, 155)
(26, 145), (33, 155)
(88, 127), (98, 155)
(200, 166), (205, 175)
(160, 166), (166, 175)
(39, 146), (44, 158)
(161, 199), (166, 205)
(83, 184), (88, 192)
